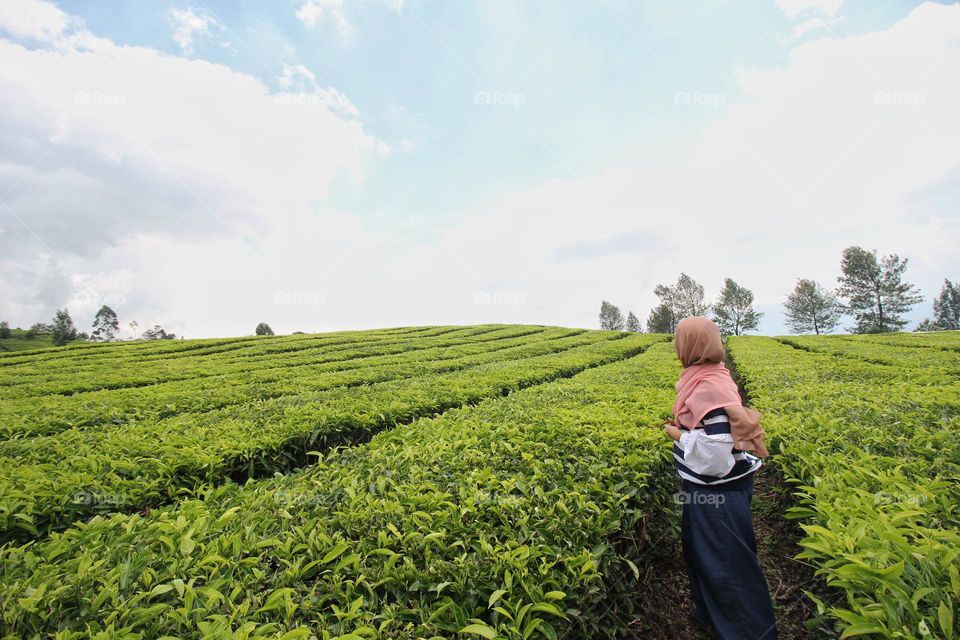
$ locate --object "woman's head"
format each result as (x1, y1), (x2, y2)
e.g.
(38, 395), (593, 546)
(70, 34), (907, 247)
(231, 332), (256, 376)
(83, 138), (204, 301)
(674, 316), (725, 368)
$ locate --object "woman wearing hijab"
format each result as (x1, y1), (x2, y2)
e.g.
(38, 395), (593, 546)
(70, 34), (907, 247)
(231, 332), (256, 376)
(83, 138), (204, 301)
(663, 316), (779, 639)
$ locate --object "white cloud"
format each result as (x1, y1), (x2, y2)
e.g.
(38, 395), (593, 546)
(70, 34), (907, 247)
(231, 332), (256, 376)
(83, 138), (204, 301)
(2, 1), (957, 337)
(779, 0), (844, 43)
(295, 0), (323, 28)
(278, 63), (317, 90)
(275, 66), (362, 119)
(295, 0), (406, 44)
(777, 0), (844, 19)
(0, 1), (384, 333)
(296, 0), (352, 42)
(787, 16), (838, 40)
(168, 7), (222, 55)
(387, 1), (960, 331)
(0, 0), (69, 42)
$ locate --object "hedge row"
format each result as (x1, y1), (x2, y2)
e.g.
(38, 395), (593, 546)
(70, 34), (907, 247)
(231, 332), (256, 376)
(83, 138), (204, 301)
(728, 335), (960, 640)
(0, 326), (490, 396)
(0, 332), (660, 542)
(0, 341), (680, 639)
(0, 327), (568, 438)
(776, 335), (960, 377)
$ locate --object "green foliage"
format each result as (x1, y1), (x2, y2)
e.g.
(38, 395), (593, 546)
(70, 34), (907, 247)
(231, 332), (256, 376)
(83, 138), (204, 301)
(0, 327), (552, 436)
(840, 330), (960, 352)
(91, 305), (120, 342)
(51, 308), (78, 346)
(0, 327), (663, 541)
(928, 279), (960, 331)
(645, 303), (675, 333)
(837, 246), (923, 333)
(784, 278), (844, 334)
(256, 322), (275, 336)
(0, 329), (53, 357)
(916, 280), (960, 332)
(0, 328), (55, 353)
(625, 311), (641, 332)
(649, 273), (709, 333)
(142, 324), (177, 340)
(0, 326), (497, 400)
(728, 335), (960, 639)
(6, 322), (955, 638)
(777, 334), (960, 376)
(712, 277), (762, 336)
(19, 322), (54, 344)
(0, 336), (680, 638)
(0, 321), (9, 340)
(598, 301), (625, 331)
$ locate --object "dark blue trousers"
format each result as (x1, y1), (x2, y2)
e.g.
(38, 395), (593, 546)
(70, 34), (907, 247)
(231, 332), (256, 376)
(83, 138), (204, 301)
(681, 474), (779, 640)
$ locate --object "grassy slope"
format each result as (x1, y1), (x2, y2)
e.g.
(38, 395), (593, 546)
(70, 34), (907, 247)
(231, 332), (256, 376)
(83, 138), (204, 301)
(0, 329), (53, 352)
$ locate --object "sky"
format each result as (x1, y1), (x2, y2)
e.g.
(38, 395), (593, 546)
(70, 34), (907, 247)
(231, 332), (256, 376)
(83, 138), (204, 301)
(0, 0), (958, 338)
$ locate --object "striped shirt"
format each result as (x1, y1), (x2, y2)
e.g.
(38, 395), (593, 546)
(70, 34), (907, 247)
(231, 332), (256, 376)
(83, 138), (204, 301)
(673, 407), (761, 486)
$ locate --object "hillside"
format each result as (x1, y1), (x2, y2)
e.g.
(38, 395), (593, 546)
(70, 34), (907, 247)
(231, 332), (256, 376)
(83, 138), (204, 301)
(0, 326), (957, 638)
(0, 328), (53, 353)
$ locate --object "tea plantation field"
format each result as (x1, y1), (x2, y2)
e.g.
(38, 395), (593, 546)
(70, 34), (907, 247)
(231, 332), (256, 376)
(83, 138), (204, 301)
(0, 325), (957, 639)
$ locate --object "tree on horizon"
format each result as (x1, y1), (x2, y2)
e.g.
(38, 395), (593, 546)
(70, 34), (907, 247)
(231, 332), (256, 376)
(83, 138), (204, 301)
(837, 246), (922, 333)
(91, 305), (120, 342)
(916, 278), (960, 331)
(51, 309), (78, 346)
(646, 273), (709, 333)
(599, 301), (625, 331)
(783, 279), (844, 335)
(712, 278), (762, 336)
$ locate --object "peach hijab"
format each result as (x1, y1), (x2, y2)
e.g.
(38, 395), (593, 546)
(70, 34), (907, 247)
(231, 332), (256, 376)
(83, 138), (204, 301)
(672, 317), (769, 458)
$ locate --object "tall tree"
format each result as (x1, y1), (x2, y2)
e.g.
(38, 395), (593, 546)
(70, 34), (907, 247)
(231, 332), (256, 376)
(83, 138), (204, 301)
(918, 279), (960, 331)
(0, 321), (10, 339)
(598, 301), (625, 331)
(91, 305), (120, 342)
(646, 304), (675, 333)
(932, 278), (960, 330)
(653, 273), (710, 328)
(625, 311), (641, 332)
(672, 273), (711, 318)
(712, 278), (763, 336)
(51, 308), (78, 346)
(784, 279), (843, 334)
(255, 322), (275, 336)
(837, 246), (923, 333)
(648, 273), (710, 334)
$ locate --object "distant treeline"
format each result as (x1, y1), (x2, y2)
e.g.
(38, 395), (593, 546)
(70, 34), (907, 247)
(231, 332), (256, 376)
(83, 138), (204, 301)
(0, 307), (177, 347)
(599, 245), (959, 335)
(0, 309), (281, 349)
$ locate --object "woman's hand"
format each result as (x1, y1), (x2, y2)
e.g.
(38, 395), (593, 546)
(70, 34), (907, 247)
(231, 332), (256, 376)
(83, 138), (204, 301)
(663, 422), (682, 441)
